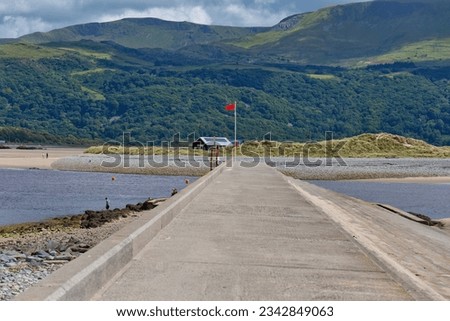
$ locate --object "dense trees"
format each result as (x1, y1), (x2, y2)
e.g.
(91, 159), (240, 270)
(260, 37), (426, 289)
(0, 53), (449, 145)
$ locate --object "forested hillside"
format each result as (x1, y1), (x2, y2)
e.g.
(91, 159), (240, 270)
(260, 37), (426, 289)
(0, 43), (449, 145)
(1, 0), (450, 146)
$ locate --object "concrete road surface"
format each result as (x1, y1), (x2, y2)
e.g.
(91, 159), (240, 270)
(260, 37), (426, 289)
(94, 163), (422, 300)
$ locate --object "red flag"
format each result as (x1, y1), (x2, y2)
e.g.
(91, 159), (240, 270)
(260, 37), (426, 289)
(225, 103), (235, 111)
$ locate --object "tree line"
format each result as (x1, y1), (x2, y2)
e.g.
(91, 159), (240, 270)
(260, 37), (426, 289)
(0, 53), (449, 146)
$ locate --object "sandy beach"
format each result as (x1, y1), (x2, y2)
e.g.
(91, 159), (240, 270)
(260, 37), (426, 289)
(0, 147), (86, 170)
(0, 147), (211, 176)
(1, 148), (450, 181)
(352, 176), (450, 184)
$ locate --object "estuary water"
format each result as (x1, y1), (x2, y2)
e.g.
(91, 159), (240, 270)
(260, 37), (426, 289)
(309, 180), (450, 219)
(0, 168), (196, 226)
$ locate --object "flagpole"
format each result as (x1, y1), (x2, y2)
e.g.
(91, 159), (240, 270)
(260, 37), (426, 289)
(234, 101), (237, 165)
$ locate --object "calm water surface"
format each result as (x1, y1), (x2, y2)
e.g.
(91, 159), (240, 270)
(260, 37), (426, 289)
(0, 169), (196, 226)
(309, 180), (450, 219)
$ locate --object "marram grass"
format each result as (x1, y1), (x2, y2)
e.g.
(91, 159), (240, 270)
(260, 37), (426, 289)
(85, 133), (450, 158)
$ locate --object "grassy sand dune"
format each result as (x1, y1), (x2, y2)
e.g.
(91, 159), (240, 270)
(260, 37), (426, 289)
(326, 133), (450, 158)
(85, 133), (450, 158)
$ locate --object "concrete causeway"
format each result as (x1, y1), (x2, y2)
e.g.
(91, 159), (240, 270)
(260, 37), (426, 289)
(16, 163), (450, 301)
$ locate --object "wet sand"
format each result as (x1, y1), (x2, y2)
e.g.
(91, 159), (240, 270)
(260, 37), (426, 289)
(0, 147), (208, 175)
(2, 148), (450, 182)
(0, 147), (86, 169)
(352, 177), (450, 184)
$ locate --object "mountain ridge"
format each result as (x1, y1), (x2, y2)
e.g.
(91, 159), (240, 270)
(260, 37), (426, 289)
(233, 0), (450, 64)
(0, 1), (449, 146)
(10, 0), (450, 65)
(19, 17), (268, 50)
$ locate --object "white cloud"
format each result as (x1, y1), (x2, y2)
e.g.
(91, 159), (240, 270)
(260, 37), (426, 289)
(0, 15), (51, 38)
(99, 5), (213, 25)
(254, 0), (276, 4)
(4, 0), (76, 14)
(0, 0), (374, 38)
(223, 4), (287, 27)
(10, 0), (33, 13)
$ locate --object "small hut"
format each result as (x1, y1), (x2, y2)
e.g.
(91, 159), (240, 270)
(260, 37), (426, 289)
(192, 137), (232, 150)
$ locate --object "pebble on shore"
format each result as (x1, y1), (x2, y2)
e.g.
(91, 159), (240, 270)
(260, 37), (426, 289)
(0, 198), (165, 301)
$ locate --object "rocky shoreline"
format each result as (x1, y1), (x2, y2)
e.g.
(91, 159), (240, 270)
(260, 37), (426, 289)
(0, 198), (165, 301)
(50, 154), (450, 181)
(277, 157), (450, 180)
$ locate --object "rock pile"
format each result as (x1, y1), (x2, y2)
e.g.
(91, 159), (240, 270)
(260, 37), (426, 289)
(0, 197), (166, 301)
(80, 198), (165, 228)
(0, 235), (90, 300)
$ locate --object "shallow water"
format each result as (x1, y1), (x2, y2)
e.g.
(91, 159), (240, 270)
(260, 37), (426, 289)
(0, 169), (196, 226)
(309, 180), (450, 219)
(276, 157), (450, 180)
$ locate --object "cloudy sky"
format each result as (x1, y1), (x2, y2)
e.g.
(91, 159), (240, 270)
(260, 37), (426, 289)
(0, 0), (372, 39)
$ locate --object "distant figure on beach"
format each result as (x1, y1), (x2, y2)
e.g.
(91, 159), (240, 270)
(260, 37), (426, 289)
(171, 188), (178, 196)
(184, 179), (190, 185)
(105, 197), (110, 210)
(46, 153), (48, 159)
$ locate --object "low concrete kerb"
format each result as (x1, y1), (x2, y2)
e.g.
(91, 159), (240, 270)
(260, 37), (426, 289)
(282, 175), (447, 301)
(15, 163), (227, 301)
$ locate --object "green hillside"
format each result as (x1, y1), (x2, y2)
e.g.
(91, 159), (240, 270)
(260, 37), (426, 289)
(0, 126), (97, 145)
(0, 1), (450, 147)
(231, 0), (450, 65)
(363, 38), (450, 65)
(20, 18), (267, 50)
(0, 43), (449, 145)
(14, 1), (450, 66)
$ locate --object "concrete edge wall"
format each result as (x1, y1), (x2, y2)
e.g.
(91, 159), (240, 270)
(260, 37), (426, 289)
(280, 173), (446, 301)
(15, 163), (228, 301)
